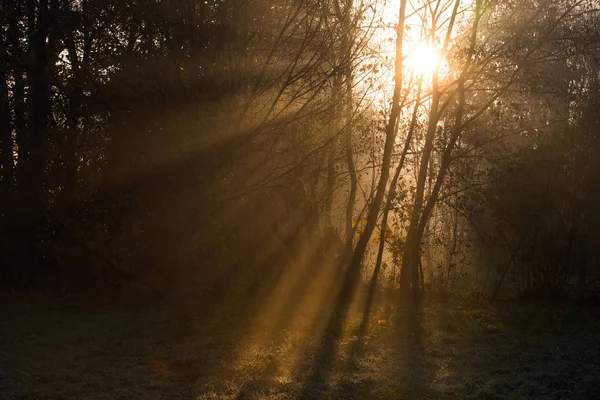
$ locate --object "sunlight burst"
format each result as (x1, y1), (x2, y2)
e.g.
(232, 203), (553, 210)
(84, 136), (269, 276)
(405, 43), (440, 75)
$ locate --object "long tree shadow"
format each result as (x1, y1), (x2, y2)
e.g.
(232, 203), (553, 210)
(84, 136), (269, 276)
(294, 257), (364, 399)
(392, 304), (428, 398)
(341, 264), (389, 373)
(329, 287), (428, 400)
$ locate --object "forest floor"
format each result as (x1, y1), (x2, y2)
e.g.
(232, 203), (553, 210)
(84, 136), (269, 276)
(2, 288), (600, 400)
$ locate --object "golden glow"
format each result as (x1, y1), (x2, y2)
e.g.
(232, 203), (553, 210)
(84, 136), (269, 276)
(405, 42), (440, 75)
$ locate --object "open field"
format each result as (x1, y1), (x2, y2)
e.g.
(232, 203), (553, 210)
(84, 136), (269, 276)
(2, 291), (600, 400)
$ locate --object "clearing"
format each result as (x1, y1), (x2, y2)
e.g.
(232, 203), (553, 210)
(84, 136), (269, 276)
(1, 290), (600, 399)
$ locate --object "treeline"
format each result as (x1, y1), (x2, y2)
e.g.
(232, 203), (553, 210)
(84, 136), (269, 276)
(0, 0), (372, 295)
(462, 1), (600, 299)
(1, 0), (600, 302)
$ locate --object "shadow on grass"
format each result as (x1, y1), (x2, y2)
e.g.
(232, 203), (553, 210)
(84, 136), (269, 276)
(393, 304), (428, 397)
(341, 266), (390, 373)
(292, 247), (432, 399)
(293, 260), (363, 399)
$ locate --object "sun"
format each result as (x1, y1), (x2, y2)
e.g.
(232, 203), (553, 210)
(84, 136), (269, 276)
(404, 43), (440, 75)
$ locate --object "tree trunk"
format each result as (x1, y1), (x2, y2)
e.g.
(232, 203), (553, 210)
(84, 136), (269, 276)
(8, 1), (28, 199)
(62, 0), (89, 201)
(373, 80), (423, 287)
(25, 0), (51, 206)
(0, 14), (14, 196)
(346, 0), (407, 283)
(340, 0), (357, 252)
(399, 0), (471, 303)
(344, 91), (357, 250)
(399, 73), (440, 300)
(325, 75), (341, 229)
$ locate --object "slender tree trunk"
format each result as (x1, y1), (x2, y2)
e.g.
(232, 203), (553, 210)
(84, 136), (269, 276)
(62, 0), (90, 200)
(399, 72), (440, 300)
(325, 74), (341, 228)
(0, 1), (16, 284)
(8, 1), (28, 199)
(339, 0), (357, 251)
(344, 84), (357, 249)
(399, 0), (469, 303)
(65, 61), (81, 199)
(26, 0), (51, 206)
(372, 81), (423, 286)
(346, 0), (407, 281)
(0, 23), (14, 196)
(413, 1), (488, 258)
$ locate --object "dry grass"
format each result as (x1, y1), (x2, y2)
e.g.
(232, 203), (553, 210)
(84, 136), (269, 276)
(1, 290), (600, 399)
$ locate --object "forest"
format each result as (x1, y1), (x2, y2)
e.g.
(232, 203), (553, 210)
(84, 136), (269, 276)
(2, 0), (600, 399)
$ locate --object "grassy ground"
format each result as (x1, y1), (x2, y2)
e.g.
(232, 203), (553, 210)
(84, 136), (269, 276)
(1, 289), (600, 399)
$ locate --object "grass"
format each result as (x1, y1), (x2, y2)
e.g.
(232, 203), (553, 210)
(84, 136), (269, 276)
(1, 289), (600, 399)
